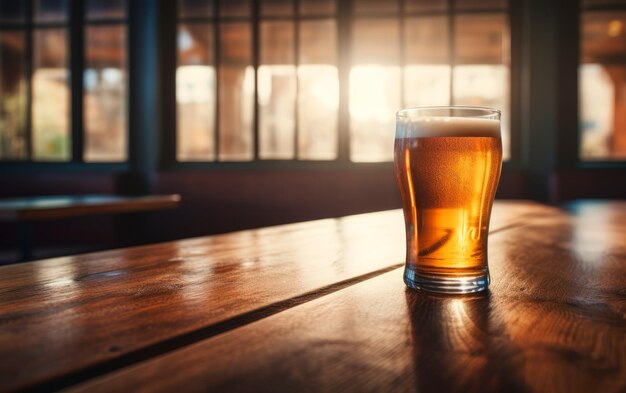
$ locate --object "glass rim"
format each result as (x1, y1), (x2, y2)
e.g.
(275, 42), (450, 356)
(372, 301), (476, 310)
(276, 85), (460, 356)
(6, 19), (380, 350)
(396, 105), (501, 119)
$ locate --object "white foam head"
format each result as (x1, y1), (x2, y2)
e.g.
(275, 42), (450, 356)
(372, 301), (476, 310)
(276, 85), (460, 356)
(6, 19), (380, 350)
(396, 116), (500, 139)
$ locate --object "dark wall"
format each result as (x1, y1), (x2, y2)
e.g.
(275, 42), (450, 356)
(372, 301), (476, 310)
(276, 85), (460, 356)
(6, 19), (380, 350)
(1, 167), (621, 259)
(550, 169), (626, 204)
(1, 168), (404, 253)
(150, 168), (401, 241)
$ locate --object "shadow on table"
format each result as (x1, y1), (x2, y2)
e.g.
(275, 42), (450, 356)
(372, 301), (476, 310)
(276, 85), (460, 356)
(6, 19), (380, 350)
(404, 289), (526, 393)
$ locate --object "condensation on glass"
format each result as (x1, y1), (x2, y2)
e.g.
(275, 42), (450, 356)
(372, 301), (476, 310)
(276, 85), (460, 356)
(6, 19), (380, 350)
(219, 22), (254, 161)
(177, 23), (216, 161)
(454, 13), (511, 160)
(84, 0), (127, 162)
(0, 31), (28, 159)
(259, 20), (296, 159)
(298, 19), (338, 160)
(350, 18), (400, 162)
(32, 28), (70, 161)
(580, 10), (626, 160)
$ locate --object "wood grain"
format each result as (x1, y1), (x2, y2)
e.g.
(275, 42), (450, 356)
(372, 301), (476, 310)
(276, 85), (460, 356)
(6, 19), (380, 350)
(0, 194), (181, 221)
(66, 202), (626, 393)
(0, 201), (546, 392)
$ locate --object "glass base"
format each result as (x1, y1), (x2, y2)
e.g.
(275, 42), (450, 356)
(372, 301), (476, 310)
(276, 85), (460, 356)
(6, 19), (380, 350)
(404, 266), (490, 294)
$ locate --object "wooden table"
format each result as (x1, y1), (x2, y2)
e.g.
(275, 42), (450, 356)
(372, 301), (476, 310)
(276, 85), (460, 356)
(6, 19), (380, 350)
(0, 200), (624, 393)
(0, 194), (181, 261)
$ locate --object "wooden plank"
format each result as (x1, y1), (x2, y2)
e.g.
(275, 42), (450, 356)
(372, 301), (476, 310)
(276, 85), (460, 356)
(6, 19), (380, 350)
(66, 202), (626, 393)
(0, 201), (550, 392)
(0, 194), (181, 221)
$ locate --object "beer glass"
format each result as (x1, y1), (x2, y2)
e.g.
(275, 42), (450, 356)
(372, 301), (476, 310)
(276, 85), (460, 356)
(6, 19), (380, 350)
(394, 106), (502, 294)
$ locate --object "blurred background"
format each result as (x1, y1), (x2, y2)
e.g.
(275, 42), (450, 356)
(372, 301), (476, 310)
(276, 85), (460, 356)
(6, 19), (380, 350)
(0, 0), (625, 262)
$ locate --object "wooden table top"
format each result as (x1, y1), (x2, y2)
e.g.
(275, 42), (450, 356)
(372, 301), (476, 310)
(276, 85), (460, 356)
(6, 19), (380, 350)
(0, 200), (624, 393)
(0, 194), (181, 221)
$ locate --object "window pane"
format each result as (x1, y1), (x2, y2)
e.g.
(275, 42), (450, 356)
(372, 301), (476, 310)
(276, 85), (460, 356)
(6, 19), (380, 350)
(178, 0), (213, 18)
(405, 0), (447, 13)
(219, 0), (251, 17)
(403, 17), (450, 109)
(35, 0), (68, 23)
(455, 0), (507, 11)
(0, 31), (27, 159)
(350, 19), (400, 162)
(455, 14), (508, 65)
(454, 13), (510, 160)
(299, 0), (335, 16)
(219, 22), (254, 161)
(84, 25), (127, 162)
(582, 12), (626, 62)
(404, 65), (450, 107)
(353, 0), (399, 15)
(33, 28), (70, 161)
(0, 0), (26, 23)
(177, 23), (215, 161)
(580, 12), (626, 160)
(298, 19), (338, 160)
(261, 0), (293, 17)
(259, 21), (295, 159)
(404, 16), (449, 64)
(86, 0), (126, 20)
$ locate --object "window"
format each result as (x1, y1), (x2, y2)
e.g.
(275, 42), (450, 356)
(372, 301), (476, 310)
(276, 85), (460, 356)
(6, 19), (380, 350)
(176, 0), (338, 162)
(176, 0), (510, 164)
(0, 0), (69, 161)
(0, 0), (128, 162)
(350, 0), (510, 162)
(580, 0), (626, 160)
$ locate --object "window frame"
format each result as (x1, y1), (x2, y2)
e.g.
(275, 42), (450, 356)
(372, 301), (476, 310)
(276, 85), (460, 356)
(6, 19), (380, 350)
(0, 0), (130, 169)
(577, 0), (626, 167)
(165, 0), (517, 170)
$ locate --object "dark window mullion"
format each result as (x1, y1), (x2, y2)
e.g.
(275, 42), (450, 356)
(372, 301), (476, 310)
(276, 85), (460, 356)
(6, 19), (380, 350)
(253, 0), (260, 161)
(509, 0), (521, 166)
(214, 0), (221, 162)
(70, 0), (85, 162)
(123, 16), (130, 164)
(25, 0), (34, 159)
(337, 0), (351, 163)
(294, 0), (300, 160)
(160, 0), (177, 165)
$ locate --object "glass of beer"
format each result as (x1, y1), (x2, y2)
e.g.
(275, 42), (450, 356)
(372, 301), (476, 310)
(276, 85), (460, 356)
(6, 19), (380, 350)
(394, 106), (502, 294)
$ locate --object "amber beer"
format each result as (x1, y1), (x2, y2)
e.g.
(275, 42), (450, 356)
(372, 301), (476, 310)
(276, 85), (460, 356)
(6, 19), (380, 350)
(394, 107), (502, 293)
